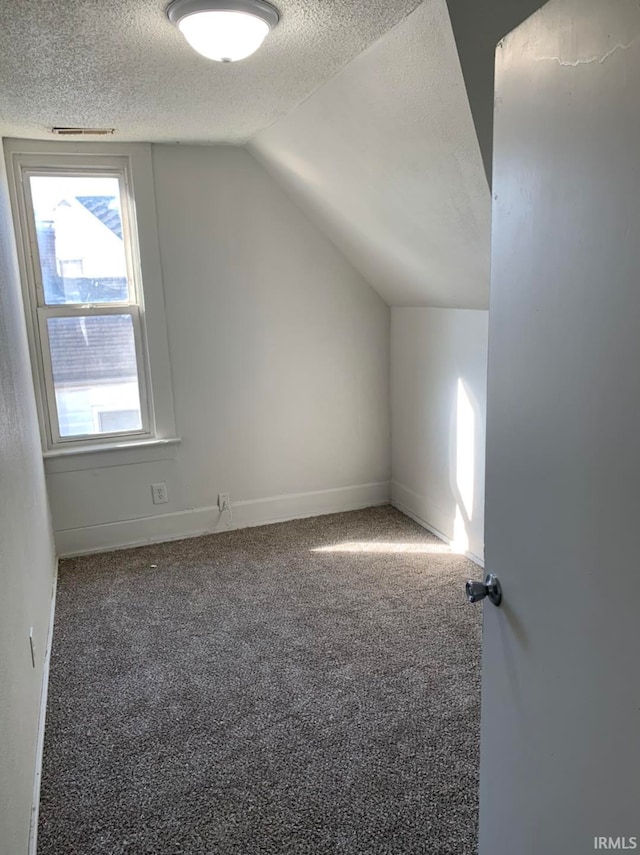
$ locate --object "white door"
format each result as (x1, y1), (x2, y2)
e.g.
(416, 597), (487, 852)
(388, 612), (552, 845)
(479, 1), (640, 853)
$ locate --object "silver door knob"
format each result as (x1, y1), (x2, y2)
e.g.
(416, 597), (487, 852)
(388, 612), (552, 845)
(466, 573), (502, 607)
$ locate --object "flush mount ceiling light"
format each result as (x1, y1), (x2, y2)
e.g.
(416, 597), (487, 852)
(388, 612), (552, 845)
(167, 0), (279, 62)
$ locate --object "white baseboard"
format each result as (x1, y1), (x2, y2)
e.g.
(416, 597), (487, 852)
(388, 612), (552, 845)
(391, 481), (484, 568)
(55, 481), (391, 557)
(28, 560), (58, 855)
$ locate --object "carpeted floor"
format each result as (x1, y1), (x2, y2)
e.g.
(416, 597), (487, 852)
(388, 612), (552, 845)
(38, 506), (481, 855)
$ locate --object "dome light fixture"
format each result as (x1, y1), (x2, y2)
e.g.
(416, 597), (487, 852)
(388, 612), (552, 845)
(167, 0), (279, 62)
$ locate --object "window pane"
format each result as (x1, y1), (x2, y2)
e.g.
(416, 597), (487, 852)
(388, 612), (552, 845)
(47, 314), (143, 438)
(30, 175), (130, 305)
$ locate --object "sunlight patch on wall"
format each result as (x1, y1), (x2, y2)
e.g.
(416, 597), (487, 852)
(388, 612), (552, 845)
(456, 378), (475, 519)
(451, 505), (470, 554)
(450, 377), (476, 554)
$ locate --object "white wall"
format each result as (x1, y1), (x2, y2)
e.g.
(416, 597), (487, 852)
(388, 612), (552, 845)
(391, 307), (488, 563)
(48, 145), (391, 555)
(0, 148), (57, 853)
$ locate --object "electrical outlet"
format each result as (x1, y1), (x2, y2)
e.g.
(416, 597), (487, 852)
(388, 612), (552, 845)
(151, 482), (168, 505)
(218, 493), (230, 511)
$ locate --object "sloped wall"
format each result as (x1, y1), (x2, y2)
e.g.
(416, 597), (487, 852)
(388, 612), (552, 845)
(250, 0), (491, 309)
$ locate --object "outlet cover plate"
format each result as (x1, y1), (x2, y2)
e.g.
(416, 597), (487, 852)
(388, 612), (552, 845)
(152, 482), (168, 504)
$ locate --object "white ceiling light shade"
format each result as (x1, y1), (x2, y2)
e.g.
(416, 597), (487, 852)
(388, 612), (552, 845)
(167, 0), (280, 62)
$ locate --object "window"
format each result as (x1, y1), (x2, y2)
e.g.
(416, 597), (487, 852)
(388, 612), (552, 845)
(8, 152), (159, 449)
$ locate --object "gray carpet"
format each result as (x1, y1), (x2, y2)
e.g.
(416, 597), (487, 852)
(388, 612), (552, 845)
(38, 506), (481, 855)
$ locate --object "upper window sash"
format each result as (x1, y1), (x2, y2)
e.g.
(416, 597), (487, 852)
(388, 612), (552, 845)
(20, 162), (142, 310)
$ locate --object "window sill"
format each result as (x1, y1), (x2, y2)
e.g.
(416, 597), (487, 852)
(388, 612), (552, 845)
(43, 436), (181, 459)
(43, 437), (181, 474)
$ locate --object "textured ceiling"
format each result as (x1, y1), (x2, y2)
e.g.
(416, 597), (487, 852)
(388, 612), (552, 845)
(250, 0), (491, 308)
(0, 0), (420, 142)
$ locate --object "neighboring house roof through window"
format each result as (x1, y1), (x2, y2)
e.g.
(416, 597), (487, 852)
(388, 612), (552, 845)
(76, 196), (123, 239)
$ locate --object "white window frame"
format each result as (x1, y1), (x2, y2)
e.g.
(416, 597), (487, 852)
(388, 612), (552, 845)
(22, 160), (153, 446)
(5, 140), (178, 459)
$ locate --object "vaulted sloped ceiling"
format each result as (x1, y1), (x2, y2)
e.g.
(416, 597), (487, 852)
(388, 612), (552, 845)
(0, 0), (545, 309)
(250, 0), (491, 308)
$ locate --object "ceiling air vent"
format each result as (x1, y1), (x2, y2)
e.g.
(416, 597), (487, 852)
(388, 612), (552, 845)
(51, 127), (115, 136)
